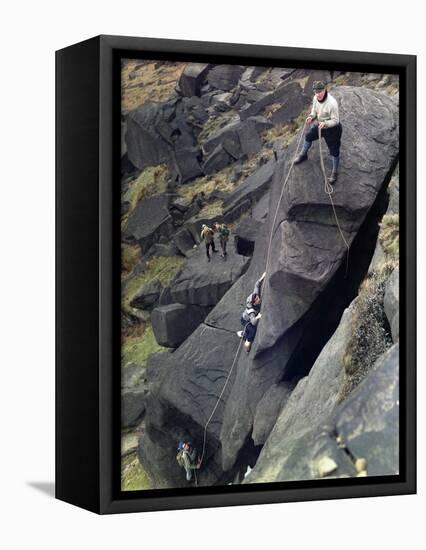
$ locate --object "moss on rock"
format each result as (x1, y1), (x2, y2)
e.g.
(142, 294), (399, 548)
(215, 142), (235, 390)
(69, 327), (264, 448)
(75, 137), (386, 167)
(121, 452), (152, 491)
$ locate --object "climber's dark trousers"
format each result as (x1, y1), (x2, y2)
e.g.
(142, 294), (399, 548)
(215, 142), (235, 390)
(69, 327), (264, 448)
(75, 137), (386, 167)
(219, 236), (228, 255)
(205, 241), (217, 259)
(240, 317), (257, 343)
(305, 122), (343, 157)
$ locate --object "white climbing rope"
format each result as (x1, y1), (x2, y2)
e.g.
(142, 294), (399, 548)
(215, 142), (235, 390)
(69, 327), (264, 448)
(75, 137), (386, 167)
(197, 125), (307, 470)
(196, 120), (350, 473)
(318, 126), (351, 274)
(199, 335), (245, 466)
(263, 122), (308, 294)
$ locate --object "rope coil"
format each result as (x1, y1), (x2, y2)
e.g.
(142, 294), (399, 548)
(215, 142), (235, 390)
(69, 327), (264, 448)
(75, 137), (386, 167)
(318, 126), (350, 275)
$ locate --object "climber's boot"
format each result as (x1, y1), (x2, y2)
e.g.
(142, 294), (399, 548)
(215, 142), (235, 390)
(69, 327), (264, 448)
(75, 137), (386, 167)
(328, 155), (340, 184)
(328, 170), (338, 184)
(294, 152), (308, 164)
(294, 140), (312, 165)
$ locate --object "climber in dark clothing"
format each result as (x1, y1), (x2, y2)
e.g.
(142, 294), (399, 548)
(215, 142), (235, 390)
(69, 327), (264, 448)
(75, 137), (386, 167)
(237, 272), (266, 352)
(294, 80), (343, 184)
(176, 441), (200, 482)
(214, 222), (230, 258)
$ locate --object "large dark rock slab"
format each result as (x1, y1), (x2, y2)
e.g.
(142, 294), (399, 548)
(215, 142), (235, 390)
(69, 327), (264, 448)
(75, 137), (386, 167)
(252, 382), (294, 446)
(333, 343), (399, 476)
(202, 117), (270, 162)
(203, 144), (233, 175)
(178, 63), (212, 97)
(170, 243), (250, 306)
(126, 102), (171, 170)
(246, 339), (399, 483)
(207, 65), (245, 91)
(255, 87), (399, 354)
(125, 97), (203, 184)
(151, 303), (210, 347)
(123, 194), (174, 253)
(223, 158), (276, 221)
(242, 303), (353, 481)
(169, 146), (204, 184)
(139, 325), (242, 488)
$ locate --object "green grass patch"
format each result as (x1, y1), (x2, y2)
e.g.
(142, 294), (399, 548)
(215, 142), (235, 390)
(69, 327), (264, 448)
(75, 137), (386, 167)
(125, 165), (168, 214)
(122, 323), (167, 368)
(122, 255), (185, 312)
(121, 452), (152, 491)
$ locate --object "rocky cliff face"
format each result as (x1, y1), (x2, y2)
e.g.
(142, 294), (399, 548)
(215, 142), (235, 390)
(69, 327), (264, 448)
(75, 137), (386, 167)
(120, 61), (399, 489)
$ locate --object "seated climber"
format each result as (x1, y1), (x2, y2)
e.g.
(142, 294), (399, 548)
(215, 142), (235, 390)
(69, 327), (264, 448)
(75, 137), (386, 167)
(294, 80), (343, 184)
(213, 221), (230, 258)
(200, 224), (218, 262)
(176, 441), (201, 482)
(237, 272), (266, 353)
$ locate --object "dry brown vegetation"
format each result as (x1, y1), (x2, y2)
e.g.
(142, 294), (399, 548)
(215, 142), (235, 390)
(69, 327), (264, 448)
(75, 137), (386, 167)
(121, 59), (185, 114)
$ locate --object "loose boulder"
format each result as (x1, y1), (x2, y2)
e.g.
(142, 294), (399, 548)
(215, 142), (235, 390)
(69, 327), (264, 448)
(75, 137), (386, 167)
(123, 194), (174, 253)
(207, 65), (245, 91)
(178, 63), (212, 97)
(234, 216), (262, 256)
(151, 303), (211, 347)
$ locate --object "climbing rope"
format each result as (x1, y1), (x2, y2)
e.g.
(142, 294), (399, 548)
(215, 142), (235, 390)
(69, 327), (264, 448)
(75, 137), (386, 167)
(198, 334), (245, 466)
(318, 126), (350, 275)
(195, 120), (350, 475)
(263, 122), (307, 294)
(196, 125), (307, 472)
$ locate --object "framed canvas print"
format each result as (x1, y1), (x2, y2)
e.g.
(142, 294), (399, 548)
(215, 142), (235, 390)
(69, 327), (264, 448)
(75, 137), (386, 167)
(56, 35), (416, 514)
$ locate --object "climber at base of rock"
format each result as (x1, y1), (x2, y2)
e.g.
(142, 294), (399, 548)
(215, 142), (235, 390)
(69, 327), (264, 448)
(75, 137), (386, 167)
(237, 272), (266, 353)
(176, 441), (201, 482)
(294, 80), (343, 184)
(200, 224), (218, 262)
(214, 221), (230, 258)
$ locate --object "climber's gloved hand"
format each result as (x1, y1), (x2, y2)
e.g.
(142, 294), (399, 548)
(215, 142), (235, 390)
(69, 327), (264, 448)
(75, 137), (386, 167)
(256, 313), (262, 320)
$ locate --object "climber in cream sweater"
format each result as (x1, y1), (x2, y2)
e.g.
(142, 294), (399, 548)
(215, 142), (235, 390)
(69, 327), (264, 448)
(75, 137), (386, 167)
(294, 80), (343, 183)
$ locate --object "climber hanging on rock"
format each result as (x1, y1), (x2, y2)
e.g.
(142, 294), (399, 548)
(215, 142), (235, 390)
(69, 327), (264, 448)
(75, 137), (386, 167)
(176, 441), (201, 482)
(294, 80), (342, 184)
(200, 223), (218, 262)
(237, 271), (266, 353)
(214, 221), (230, 258)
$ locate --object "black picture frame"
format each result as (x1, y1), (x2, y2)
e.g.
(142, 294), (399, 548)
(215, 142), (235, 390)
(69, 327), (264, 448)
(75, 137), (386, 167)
(56, 35), (416, 514)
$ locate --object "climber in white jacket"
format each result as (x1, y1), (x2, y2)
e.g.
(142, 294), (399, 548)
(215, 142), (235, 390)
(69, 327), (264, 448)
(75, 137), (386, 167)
(294, 80), (343, 184)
